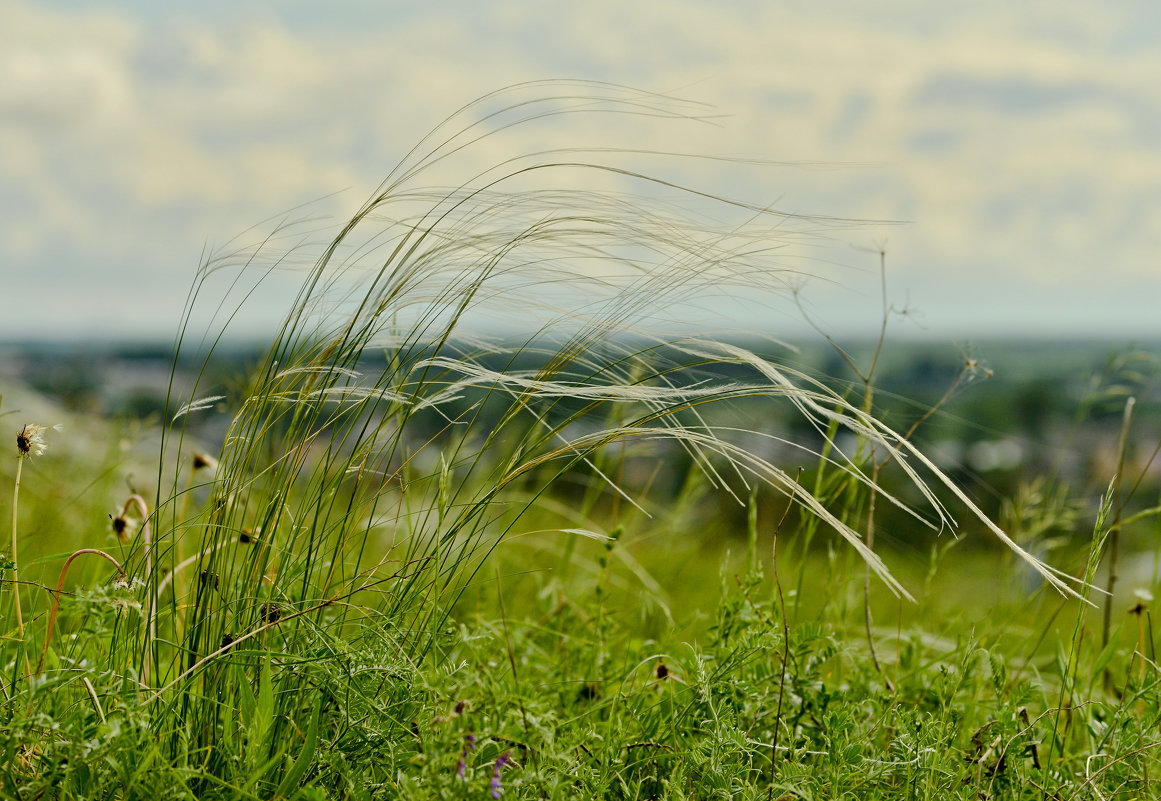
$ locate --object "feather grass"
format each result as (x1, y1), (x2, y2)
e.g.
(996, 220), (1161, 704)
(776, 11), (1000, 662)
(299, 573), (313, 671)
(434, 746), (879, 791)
(90, 82), (1081, 779)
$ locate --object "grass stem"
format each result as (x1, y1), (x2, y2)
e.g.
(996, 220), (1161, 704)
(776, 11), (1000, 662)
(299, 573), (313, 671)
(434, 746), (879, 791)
(10, 455), (24, 640)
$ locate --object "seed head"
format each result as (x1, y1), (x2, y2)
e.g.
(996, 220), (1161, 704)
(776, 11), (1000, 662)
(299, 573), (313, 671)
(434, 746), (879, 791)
(192, 451), (218, 474)
(110, 513), (138, 543)
(16, 423), (60, 458)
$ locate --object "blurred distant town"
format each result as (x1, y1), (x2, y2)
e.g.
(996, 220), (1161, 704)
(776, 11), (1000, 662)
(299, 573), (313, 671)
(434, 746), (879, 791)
(2, 336), (1158, 554)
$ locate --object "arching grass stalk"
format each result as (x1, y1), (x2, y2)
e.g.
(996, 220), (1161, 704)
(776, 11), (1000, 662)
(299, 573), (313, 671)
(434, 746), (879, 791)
(36, 549), (126, 675)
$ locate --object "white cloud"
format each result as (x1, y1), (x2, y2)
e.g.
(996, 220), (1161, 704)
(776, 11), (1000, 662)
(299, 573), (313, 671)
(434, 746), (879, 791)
(1, 0), (1159, 338)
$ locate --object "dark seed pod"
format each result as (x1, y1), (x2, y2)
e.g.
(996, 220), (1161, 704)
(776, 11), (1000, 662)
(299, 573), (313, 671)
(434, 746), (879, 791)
(577, 682), (602, 701)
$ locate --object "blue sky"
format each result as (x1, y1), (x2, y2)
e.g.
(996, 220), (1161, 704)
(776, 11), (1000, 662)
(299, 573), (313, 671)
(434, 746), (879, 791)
(2, 0), (1159, 342)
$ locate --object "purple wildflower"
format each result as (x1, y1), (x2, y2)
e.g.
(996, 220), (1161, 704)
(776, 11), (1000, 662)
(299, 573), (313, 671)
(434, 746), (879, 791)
(491, 751), (512, 799)
(456, 732), (476, 781)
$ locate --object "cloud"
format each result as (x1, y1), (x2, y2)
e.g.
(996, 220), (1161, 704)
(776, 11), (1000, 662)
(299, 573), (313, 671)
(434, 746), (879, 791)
(1, 0), (1159, 339)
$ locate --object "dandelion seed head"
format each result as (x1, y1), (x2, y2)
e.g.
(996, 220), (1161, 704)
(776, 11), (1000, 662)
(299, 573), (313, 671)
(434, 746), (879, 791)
(16, 423), (60, 458)
(965, 358), (994, 380)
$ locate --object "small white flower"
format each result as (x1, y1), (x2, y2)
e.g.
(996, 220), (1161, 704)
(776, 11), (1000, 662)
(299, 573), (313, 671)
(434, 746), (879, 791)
(1133, 588), (1154, 603)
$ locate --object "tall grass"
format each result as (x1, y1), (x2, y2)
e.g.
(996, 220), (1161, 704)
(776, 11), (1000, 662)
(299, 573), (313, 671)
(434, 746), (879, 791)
(2, 81), (1110, 797)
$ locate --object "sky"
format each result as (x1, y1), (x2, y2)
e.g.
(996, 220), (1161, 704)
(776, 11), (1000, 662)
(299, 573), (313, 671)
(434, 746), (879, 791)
(2, 0), (1160, 344)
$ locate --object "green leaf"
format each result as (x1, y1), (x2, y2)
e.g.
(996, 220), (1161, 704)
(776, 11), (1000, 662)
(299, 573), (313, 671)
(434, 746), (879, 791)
(277, 696), (323, 798)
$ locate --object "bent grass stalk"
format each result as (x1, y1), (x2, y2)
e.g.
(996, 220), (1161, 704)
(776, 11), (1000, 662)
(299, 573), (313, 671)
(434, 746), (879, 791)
(36, 549), (126, 675)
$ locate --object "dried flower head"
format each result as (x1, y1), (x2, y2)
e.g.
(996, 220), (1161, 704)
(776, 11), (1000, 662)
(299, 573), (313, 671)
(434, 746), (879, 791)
(192, 451), (218, 474)
(964, 357), (994, 381)
(109, 512), (138, 543)
(16, 423), (60, 458)
(577, 682), (601, 701)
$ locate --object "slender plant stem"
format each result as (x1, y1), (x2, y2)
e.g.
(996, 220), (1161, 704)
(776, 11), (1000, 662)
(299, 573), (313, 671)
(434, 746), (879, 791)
(860, 249), (889, 677)
(768, 471), (799, 800)
(1102, 397), (1135, 642)
(1101, 396), (1135, 693)
(863, 462), (886, 677)
(11, 455), (25, 639)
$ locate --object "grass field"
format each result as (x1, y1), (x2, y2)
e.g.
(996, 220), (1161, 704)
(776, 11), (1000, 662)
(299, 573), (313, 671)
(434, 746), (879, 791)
(2, 83), (1160, 800)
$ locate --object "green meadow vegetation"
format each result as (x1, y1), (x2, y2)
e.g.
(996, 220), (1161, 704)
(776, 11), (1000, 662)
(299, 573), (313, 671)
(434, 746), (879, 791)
(2, 82), (1160, 799)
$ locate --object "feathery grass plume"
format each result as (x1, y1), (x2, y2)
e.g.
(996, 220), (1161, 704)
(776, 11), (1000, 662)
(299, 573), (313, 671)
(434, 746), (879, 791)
(127, 81), (1077, 785)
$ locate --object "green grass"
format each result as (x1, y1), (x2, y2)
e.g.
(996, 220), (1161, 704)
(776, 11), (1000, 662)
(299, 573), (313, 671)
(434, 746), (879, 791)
(2, 81), (1160, 799)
